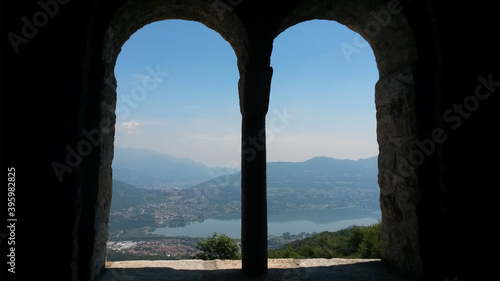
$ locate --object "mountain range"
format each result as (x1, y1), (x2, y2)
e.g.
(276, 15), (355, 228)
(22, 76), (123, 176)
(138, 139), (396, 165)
(113, 147), (378, 190)
(112, 146), (238, 189)
(109, 147), (379, 232)
(186, 156), (379, 214)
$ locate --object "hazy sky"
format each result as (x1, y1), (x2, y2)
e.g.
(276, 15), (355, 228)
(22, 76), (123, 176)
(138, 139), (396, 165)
(114, 19), (378, 168)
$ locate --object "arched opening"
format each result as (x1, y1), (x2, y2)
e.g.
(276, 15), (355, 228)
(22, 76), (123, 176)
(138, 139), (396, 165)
(274, 1), (422, 274)
(267, 19), (381, 248)
(108, 18), (241, 259)
(93, 0), (421, 278)
(93, 1), (248, 275)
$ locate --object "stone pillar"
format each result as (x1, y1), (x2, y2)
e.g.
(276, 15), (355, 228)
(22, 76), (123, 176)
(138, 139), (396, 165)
(239, 67), (273, 275)
(376, 68), (422, 275)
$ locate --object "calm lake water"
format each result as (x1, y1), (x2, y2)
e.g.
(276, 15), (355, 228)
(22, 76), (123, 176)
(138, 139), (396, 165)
(152, 208), (381, 238)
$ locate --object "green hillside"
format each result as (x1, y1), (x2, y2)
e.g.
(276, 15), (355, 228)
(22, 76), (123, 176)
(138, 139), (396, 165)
(269, 221), (381, 259)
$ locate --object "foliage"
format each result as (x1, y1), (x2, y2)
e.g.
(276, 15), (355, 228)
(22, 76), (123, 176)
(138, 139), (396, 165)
(268, 221), (382, 259)
(195, 232), (240, 260)
(269, 245), (304, 259)
(357, 221), (382, 258)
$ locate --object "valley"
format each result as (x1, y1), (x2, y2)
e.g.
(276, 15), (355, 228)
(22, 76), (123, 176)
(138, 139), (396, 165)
(110, 148), (380, 236)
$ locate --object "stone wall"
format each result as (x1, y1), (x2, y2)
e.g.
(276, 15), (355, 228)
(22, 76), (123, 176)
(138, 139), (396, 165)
(1, 1), (498, 280)
(99, 0), (424, 276)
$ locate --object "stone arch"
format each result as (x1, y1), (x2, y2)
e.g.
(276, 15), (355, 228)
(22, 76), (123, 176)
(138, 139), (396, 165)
(273, 0), (421, 275)
(101, 0), (249, 69)
(90, 0), (422, 278)
(90, 0), (248, 277)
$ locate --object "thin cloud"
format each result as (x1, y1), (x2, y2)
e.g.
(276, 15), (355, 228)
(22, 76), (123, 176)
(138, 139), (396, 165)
(118, 120), (141, 134)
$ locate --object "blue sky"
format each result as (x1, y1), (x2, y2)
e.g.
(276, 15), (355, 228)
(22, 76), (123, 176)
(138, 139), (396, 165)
(114, 19), (378, 167)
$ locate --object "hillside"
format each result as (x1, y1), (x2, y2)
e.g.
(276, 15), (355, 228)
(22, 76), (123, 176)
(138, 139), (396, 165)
(268, 221), (381, 259)
(267, 156), (378, 212)
(112, 146), (237, 189)
(109, 155), (379, 234)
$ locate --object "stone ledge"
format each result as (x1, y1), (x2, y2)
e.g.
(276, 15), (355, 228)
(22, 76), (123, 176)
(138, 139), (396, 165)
(101, 259), (410, 280)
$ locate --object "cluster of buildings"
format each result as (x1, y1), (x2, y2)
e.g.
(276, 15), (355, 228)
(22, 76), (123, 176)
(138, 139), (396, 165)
(107, 239), (197, 259)
(110, 197), (238, 230)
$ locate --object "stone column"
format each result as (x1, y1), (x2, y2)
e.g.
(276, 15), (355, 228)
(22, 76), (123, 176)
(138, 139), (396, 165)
(239, 66), (273, 275)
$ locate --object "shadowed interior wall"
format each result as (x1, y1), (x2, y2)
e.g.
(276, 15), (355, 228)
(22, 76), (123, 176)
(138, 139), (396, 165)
(1, 0), (497, 281)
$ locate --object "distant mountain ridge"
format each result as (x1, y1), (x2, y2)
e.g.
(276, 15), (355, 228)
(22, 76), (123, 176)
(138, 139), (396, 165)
(113, 147), (377, 191)
(267, 156), (378, 191)
(191, 155), (379, 213)
(110, 152), (379, 232)
(112, 146), (236, 189)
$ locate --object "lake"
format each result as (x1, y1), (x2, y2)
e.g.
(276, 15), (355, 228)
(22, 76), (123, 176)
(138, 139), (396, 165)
(152, 208), (381, 238)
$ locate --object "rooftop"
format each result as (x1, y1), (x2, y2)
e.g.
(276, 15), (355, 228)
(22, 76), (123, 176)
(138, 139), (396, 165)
(101, 259), (410, 281)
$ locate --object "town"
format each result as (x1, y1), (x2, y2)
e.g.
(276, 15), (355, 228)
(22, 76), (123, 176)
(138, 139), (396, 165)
(106, 231), (318, 261)
(107, 237), (198, 260)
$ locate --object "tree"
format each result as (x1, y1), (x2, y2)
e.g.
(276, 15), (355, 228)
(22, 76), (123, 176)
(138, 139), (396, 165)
(346, 226), (364, 255)
(268, 245), (303, 259)
(195, 232), (240, 260)
(357, 221), (382, 258)
(268, 221), (383, 259)
(283, 232), (290, 240)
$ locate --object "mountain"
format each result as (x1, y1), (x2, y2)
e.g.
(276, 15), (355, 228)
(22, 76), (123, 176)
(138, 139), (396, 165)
(267, 156), (378, 191)
(112, 147), (237, 189)
(109, 156), (379, 232)
(192, 156), (380, 213)
(109, 180), (158, 231)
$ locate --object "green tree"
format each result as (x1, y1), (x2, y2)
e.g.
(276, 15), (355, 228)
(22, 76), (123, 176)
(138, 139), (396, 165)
(357, 221), (382, 258)
(195, 232), (240, 260)
(268, 221), (383, 259)
(269, 245), (304, 259)
(346, 226), (364, 255)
